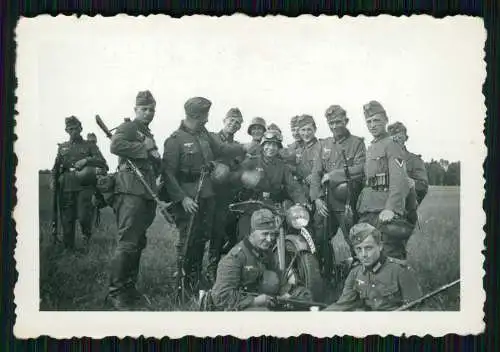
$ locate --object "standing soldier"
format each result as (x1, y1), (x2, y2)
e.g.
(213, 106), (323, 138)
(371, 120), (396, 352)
(388, 122), (429, 205)
(207, 107), (244, 284)
(310, 105), (366, 278)
(357, 101), (413, 260)
(280, 115), (303, 171)
(106, 90), (162, 310)
(246, 117), (267, 157)
(51, 116), (108, 250)
(162, 97), (249, 293)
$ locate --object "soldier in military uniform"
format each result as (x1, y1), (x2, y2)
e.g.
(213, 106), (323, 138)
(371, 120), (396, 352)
(246, 117), (267, 157)
(207, 107), (245, 283)
(162, 97), (250, 292)
(106, 90), (162, 310)
(51, 116), (108, 250)
(324, 223), (422, 311)
(356, 101), (413, 260)
(86, 132), (109, 224)
(388, 121), (429, 205)
(208, 209), (312, 311)
(87, 132), (97, 145)
(309, 105), (366, 275)
(233, 130), (308, 240)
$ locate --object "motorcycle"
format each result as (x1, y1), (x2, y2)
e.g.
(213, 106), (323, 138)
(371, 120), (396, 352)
(228, 196), (323, 301)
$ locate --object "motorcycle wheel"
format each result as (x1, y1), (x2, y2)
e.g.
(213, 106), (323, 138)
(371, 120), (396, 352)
(284, 240), (323, 301)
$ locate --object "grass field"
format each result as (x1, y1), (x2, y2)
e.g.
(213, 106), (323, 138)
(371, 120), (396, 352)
(39, 181), (460, 311)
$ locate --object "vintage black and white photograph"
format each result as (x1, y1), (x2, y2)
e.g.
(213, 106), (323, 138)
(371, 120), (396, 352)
(15, 15), (484, 337)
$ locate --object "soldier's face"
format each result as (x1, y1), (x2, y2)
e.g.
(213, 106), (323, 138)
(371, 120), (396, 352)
(135, 104), (156, 124)
(291, 126), (301, 141)
(354, 235), (383, 267)
(223, 117), (242, 134)
(250, 126), (266, 141)
(328, 116), (348, 138)
(87, 136), (97, 144)
(391, 131), (408, 146)
(298, 123), (316, 143)
(262, 141), (279, 158)
(250, 229), (278, 251)
(365, 114), (388, 138)
(65, 125), (82, 139)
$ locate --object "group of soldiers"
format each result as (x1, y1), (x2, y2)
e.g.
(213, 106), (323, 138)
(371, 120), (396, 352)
(51, 89), (429, 311)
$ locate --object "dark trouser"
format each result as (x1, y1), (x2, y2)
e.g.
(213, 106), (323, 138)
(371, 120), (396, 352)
(173, 197), (215, 288)
(108, 194), (156, 297)
(313, 209), (345, 277)
(358, 212), (409, 260)
(207, 194), (237, 277)
(60, 189), (94, 248)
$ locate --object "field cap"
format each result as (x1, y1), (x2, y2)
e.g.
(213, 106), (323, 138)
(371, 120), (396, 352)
(290, 115), (300, 129)
(349, 222), (382, 246)
(225, 107), (243, 123)
(184, 97), (212, 119)
(251, 209), (277, 231)
(297, 114), (316, 129)
(136, 90), (156, 106)
(267, 123), (282, 134)
(325, 105), (347, 122)
(387, 121), (408, 136)
(363, 100), (386, 118)
(65, 115), (81, 129)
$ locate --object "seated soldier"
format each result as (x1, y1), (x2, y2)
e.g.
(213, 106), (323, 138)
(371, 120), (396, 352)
(324, 222), (422, 311)
(207, 209), (311, 311)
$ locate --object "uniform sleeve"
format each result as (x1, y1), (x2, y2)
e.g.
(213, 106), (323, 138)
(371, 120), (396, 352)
(110, 122), (148, 159)
(385, 141), (410, 214)
(283, 164), (307, 204)
(206, 131), (246, 160)
(323, 268), (364, 311)
(409, 156), (429, 204)
(210, 254), (255, 311)
(309, 148), (323, 201)
(51, 146), (62, 181)
(349, 138), (366, 180)
(162, 135), (187, 203)
(398, 266), (423, 305)
(86, 143), (108, 170)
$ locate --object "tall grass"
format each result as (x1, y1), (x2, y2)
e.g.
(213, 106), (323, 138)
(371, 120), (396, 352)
(39, 185), (460, 311)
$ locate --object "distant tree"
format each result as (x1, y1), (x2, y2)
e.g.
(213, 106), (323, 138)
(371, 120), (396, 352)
(425, 160), (446, 185)
(444, 162), (460, 186)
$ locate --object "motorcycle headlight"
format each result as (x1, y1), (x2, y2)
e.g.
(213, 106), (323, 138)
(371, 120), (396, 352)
(286, 204), (310, 229)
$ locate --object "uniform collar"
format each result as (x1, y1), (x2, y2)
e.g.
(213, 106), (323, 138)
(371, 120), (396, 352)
(363, 253), (387, 274)
(69, 135), (84, 144)
(288, 140), (304, 149)
(218, 129), (234, 143)
(333, 129), (351, 143)
(180, 121), (200, 135)
(243, 237), (268, 259)
(303, 137), (318, 149)
(371, 131), (389, 143)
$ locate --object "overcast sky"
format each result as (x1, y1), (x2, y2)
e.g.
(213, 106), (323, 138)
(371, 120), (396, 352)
(17, 15), (485, 170)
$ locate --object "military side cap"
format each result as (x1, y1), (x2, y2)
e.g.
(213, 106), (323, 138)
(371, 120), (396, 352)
(184, 97), (212, 119)
(251, 209), (277, 231)
(325, 105), (346, 121)
(65, 115), (81, 128)
(387, 121), (407, 136)
(267, 123), (282, 134)
(247, 117), (267, 134)
(297, 114), (316, 129)
(136, 90), (156, 106)
(258, 270), (280, 295)
(225, 107), (243, 122)
(363, 100), (386, 118)
(290, 115), (300, 128)
(349, 222), (382, 246)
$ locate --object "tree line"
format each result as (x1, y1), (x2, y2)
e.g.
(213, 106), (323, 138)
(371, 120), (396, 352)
(39, 158), (461, 186)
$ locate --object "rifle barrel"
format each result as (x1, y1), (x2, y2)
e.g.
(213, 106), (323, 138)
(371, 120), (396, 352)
(394, 279), (460, 311)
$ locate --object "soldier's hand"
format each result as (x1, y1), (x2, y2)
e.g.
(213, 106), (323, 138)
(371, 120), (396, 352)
(321, 174), (330, 185)
(315, 199), (329, 217)
(144, 137), (156, 151)
(304, 174), (313, 185)
(379, 209), (395, 223)
(253, 294), (273, 307)
(74, 158), (88, 170)
(407, 177), (415, 189)
(149, 149), (161, 159)
(182, 197), (199, 214)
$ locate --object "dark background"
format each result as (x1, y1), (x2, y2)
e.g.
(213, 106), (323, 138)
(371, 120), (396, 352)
(1, 0), (497, 350)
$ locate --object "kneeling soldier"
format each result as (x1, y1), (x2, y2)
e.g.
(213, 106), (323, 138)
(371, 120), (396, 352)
(208, 209), (312, 311)
(324, 223), (422, 311)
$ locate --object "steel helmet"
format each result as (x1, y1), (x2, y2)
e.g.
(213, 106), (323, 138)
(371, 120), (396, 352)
(211, 162), (230, 184)
(332, 182), (349, 202)
(260, 130), (283, 149)
(378, 218), (415, 240)
(75, 166), (97, 186)
(247, 117), (267, 135)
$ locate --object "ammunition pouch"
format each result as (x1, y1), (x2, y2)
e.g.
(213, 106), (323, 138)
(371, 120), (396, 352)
(366, 173), (389, 191)
(96, 173), (116, 206)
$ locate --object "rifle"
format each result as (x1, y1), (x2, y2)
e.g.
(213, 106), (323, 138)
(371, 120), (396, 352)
(246, 291), (328, 310)
(341, 149), (355, 231)
(51, 165), (61, 244)
(175, 164), (212, 304)
(95, 115), (174, 225)
(393, 279), (460, 311)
